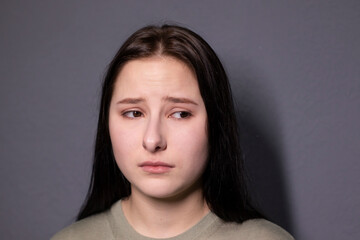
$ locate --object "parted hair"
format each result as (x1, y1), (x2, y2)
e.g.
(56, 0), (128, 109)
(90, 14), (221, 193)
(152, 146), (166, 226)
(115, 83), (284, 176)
(77, 24), (261, 222)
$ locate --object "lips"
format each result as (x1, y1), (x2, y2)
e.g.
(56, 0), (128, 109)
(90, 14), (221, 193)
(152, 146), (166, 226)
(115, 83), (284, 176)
(139, 161), (174, 174)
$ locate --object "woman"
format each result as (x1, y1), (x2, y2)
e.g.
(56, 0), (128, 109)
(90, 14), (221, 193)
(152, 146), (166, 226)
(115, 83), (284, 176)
(52, 24), (294, 239)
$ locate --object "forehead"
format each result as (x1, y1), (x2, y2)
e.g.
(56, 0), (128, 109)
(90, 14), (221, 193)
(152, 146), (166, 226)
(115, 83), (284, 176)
(113, 56), (200, 97)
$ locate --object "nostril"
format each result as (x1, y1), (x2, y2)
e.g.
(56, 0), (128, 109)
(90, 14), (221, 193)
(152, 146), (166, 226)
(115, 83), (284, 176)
(154, 144), (166, 151)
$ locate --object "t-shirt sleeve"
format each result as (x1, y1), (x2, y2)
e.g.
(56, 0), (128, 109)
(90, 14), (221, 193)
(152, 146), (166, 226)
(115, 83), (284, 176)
(209, 218), (295, 240)
(237, 219), (294, 240)
(50, 212), (113, 240)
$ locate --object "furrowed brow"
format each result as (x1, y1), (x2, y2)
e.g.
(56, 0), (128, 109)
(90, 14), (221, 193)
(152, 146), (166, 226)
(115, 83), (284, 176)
(164, 96), (198, 105)
(116, 98), (145, 104)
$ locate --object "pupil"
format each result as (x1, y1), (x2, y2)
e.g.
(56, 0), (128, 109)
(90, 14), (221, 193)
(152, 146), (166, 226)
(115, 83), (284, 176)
(180, 112), (188, 118)
(133, 111), (141, 117)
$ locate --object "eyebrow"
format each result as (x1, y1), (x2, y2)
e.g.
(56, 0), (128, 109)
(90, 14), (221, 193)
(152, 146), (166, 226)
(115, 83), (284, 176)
(163, 96), (198, 105)
(116, 96), (198, 105)
(116, 98), (145, 104)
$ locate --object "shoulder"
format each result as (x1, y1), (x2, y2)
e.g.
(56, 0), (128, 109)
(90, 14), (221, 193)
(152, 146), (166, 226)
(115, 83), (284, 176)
(239, 219), (294, 239)
(51, 211), (113, 240)
(212, 218), (294, 240)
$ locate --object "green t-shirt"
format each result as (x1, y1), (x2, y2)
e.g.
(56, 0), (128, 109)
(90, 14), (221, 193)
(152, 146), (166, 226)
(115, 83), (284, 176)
(52, 200), (294, 240)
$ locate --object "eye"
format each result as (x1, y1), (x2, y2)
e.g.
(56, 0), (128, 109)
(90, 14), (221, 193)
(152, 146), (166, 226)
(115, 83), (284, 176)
(171, 111), (192, 119)
(123, 111), (143, 118)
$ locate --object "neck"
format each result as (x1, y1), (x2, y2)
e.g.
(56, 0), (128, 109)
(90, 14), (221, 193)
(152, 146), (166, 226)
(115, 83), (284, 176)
(121, 187), (210, 238)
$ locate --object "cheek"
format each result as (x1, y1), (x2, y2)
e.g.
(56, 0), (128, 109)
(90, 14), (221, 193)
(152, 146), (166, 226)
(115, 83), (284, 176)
(171, 121), (208, 168)
(109, 122), (141, 165)
(109, 130), (140, 181)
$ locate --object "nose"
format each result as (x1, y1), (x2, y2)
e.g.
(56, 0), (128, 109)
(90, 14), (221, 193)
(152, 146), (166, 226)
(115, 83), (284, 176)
(142, 116), (167, 152)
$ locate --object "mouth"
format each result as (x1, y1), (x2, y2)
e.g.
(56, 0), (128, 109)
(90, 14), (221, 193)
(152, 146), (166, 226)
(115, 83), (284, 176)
(138, 161), (174, 174)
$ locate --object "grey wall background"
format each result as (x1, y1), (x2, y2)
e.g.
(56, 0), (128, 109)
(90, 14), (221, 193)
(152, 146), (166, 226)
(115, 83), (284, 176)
(1, 0), (359, 239)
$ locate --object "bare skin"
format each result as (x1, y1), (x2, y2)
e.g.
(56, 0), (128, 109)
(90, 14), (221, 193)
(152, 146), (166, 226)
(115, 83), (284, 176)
(121, 184), (209, 238)
(109, 56), (210, 238)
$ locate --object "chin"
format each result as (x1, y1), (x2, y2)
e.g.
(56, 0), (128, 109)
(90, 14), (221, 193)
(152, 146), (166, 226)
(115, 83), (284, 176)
(138, 184), (182, 200)
(133, 180), (201, 201)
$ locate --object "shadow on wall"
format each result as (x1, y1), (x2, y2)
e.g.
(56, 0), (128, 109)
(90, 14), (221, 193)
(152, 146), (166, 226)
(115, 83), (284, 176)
(232, 62), (295, 236)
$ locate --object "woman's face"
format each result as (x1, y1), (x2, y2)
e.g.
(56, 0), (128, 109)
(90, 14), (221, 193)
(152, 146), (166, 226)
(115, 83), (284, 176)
(108, 56), (208, 200)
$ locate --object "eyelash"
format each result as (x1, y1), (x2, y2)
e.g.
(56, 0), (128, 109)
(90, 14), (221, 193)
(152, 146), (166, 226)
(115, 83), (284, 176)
(122, 111), (192, 119)
(170, 111), (192, 119)
(122, 111), (143, 119)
